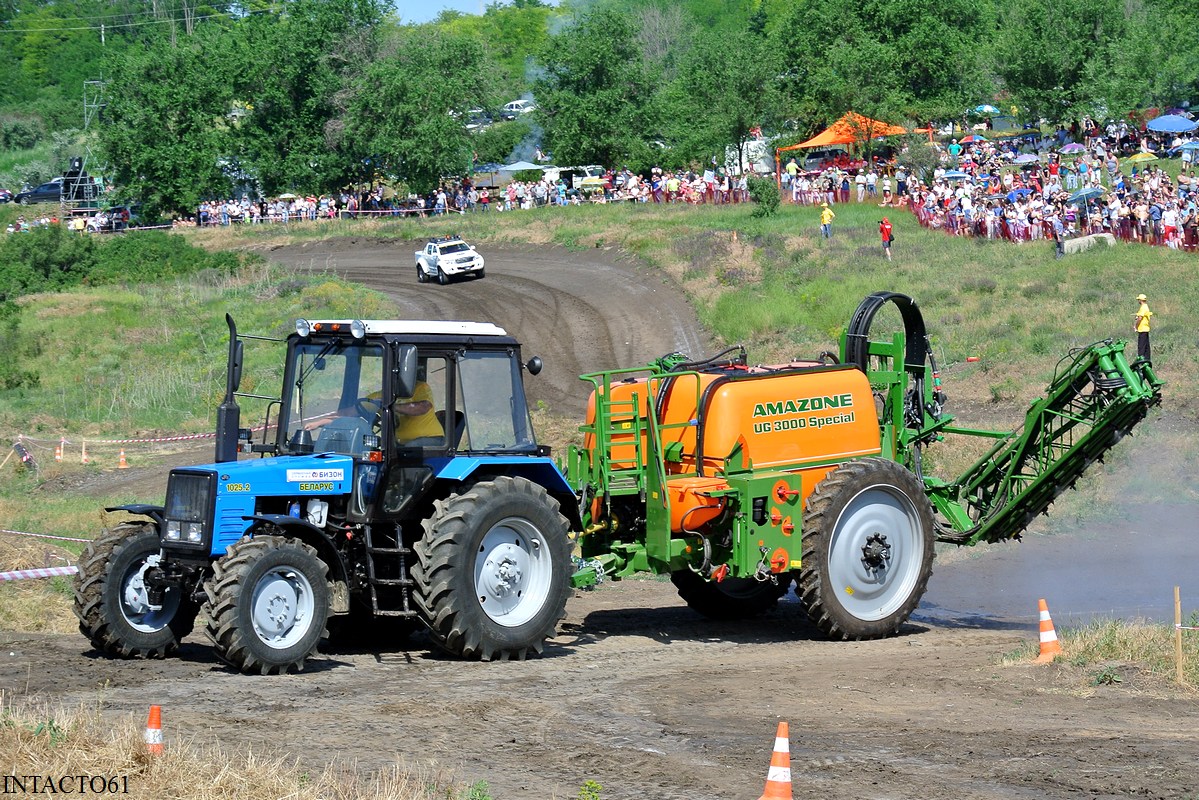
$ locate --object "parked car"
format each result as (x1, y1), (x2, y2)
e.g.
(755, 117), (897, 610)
(15, 180), (63, 204)
(501, 100), (536, 120)
(415, 236), (485, 284)
(0, 188), (12, 203)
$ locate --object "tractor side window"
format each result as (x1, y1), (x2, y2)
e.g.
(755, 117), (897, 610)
(392, 355), (450, 448)
(456, 351), (536, 452)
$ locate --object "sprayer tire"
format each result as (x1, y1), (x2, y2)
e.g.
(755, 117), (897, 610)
(670, 570), (789, 620)
(798, 458), (934, 640)
(74, 523), (198, 659)
(411, 477), (571, 661)
(202, 535), (329, 675)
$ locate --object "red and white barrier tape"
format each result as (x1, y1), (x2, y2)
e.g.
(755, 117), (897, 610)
(0, 566), (78, 581)
(0, 527), (91, 543)
(1176, 624), (1199, 631)
(83, 432), (216, 445)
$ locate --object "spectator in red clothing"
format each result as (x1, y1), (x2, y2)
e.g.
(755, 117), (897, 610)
(879, 217), (894, 261)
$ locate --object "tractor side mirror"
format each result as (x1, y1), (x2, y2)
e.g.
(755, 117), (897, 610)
(395, 344), (418, 399)
(525, 356), (543, 376)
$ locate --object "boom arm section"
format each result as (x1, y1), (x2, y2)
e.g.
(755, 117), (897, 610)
(926, 341), (1162, 545)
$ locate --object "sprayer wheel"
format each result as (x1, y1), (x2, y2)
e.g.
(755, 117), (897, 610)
(798, 458), (934, 640)
(670, 570), (789, 620)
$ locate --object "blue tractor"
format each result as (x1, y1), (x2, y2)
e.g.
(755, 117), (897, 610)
(74, 316), (578, 673)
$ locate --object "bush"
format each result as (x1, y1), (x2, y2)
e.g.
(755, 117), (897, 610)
(747, 174), (780, 217)
(0, 116), (44, 150)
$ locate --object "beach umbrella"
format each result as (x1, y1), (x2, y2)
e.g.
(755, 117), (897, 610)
(941, 170), (971, 181)
(959, 134), (987, 143)
(1006, 188), (1033, 202)
(1127, 152), (1158, 163)
(974, 104), (1000, 114)
(499, 160), (544, 172)
(1068, 186), (1105, 221)
(1014, 153), (1040, 164)
(1059, 143), (1086, 154)
(1179, 141), (1199, 152)
(277, 193), (298, 200)
(1146, 114), (1198, 133)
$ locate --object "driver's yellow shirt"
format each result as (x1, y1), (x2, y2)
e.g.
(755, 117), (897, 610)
(395, 382), (444, 442)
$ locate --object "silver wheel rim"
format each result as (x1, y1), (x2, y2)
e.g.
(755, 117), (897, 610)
(120, 554), (181, 633)
(250, 566), (316, 649)
(474, 517), (552, 627)
(827, 484), (924, 621)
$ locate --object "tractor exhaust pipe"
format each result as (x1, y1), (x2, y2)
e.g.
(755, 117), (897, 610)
(215, 313), (244, 463)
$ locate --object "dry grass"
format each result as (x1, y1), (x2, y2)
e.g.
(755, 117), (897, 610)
(0, 536), (77, 634)
(0, 698), (469, 799)
(1003, 618), (1199, 691)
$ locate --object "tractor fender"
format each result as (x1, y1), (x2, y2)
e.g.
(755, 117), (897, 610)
(241, 513), (350, 613)
(103, 504), (165, 529)
(428, 456), (582, 529)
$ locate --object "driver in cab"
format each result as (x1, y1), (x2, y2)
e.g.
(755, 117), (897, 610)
(305, 381), (444, 446)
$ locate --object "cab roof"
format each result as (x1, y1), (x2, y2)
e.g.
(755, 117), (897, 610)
(300, 319), (508, 337)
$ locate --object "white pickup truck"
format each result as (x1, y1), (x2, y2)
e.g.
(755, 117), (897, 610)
(415, 237), (485, 284)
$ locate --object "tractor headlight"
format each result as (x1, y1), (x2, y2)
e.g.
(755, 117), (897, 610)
(186, 522), (204, 543)
(350, 319), (366, 339)
(296, 318), (312, 337)
(165, 520), (181, 541)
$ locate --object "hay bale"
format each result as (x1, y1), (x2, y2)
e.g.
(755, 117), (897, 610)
(1063, 233), (1117, 255)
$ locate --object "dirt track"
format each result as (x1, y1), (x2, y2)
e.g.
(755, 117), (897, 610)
(3, 240), (1197, 799)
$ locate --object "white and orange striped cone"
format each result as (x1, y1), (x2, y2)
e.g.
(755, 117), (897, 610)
(144, 705), (163, 754)
(54, 439), (63, 462)
(118, 449), (128, 469)
(757, 721), (792, 800)
(1035, 598), (1063, 663)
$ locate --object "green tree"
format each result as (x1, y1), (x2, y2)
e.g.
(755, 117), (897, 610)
(659, 28), (778, 171)
(345, 28), (493, 192)
(993, 0), (1124, 122)
(536, 8), (655, 167)
(98, 27), (237, 216)
(235, 0), (384, 193)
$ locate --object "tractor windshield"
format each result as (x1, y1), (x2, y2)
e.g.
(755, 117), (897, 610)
(457, 350), (536, 452)
(282, 341), (385, 456)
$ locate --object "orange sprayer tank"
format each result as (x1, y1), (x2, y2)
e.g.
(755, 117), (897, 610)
(581, 363), (883, 532)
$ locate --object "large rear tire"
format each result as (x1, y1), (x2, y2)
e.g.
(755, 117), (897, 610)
(671, 570), (789, 620)
(411, 476), (571, 661)
(73, 523), (198, 658)
(202, 535), (329, 674)
(798, 458), (934, 640)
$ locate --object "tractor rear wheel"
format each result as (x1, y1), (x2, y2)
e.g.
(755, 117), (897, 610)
(202, 535), (329, 674)
(73, 523), (198, 658)
(671, 570), (789, 620)
(411, 476), (571, 660)
(798, 458), (934, 640)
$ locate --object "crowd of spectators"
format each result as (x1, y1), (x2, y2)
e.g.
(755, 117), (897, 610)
(905, 123), (1199, 249)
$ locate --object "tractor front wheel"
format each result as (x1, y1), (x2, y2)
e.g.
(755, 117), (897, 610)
(411, 477), (571, 660)
(202, 535), (329, 674)
(73, 523), (198, 658)
(798, 458), (934, 640)
(671, 570), (789, 620)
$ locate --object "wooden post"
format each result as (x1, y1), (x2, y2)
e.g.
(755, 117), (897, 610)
(1175, 586), (1184, 686)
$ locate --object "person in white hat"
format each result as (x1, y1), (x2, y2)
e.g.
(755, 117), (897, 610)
(1134, 293), (1153, 362)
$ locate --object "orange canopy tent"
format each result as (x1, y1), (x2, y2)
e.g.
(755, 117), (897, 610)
(775, 112), (908, 188)
(780, 112), (908, 152)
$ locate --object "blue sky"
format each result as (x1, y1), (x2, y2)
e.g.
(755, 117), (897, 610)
(395, 0), (487, 25)
(395, 0), (559, 25)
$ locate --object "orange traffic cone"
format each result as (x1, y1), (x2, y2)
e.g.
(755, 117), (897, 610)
(145, 705), (163, 754)
(757, 721), (792, 800)
(118, 449), (128, 469)
(81, 441), (89, 464)
(1035, 598), (1063, 663)
(54, 439), (63, 462)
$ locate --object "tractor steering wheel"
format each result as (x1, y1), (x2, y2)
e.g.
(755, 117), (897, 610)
(355, 397), (384, 432)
